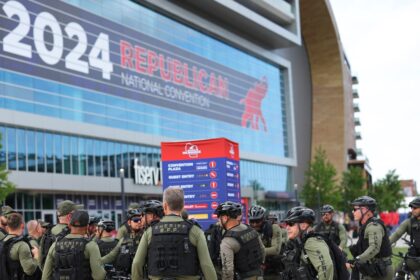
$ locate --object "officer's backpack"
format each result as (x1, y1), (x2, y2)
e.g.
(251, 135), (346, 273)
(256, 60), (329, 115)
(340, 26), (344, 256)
(0, 236), (42, 280)
(303, 232), (350, 280)
(205, 223), (223, 265)
(40, 225), (69, 267)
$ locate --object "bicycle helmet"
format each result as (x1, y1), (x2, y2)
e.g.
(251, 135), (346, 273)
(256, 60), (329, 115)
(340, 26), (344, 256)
(248, 205), (267, 221)
(214, 201), (242, 218)
(350, 196), (377, 211)
(409, 197), (420, 208)
(282, 206), (315, 224)
(89, 216), (101, 225)
(143, 200), (164, 218)
(320, 204), (335, 214)
(97, 220), (115, 232)
(127, 208), (142, 219)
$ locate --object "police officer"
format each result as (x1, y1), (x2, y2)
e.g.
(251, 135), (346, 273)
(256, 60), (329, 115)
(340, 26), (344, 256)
(26, 219), (44, 249)
(141, 200), (164, 228)
(390, 196), (420, 277)
(41, 210), (106, 280)
(248, 205), (284, 278)
(39, 200), (83, 269)
(1, 212), (41, 279)
(88, 216), (101, 239)
(280, 206), (334, 280)
(314, 204), (347, 249)
(96, 220), (119, 257)
(0, 205), (14, 240)
(101, 208), (143, 277)
(347, 196), (393, 280)
(215, 201), (264, 280)
(131, 186), (217, 280)
(116, 202), (142, 240)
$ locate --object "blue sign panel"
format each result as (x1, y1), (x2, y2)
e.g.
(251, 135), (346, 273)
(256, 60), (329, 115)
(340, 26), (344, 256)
(161, 138), (240, 230)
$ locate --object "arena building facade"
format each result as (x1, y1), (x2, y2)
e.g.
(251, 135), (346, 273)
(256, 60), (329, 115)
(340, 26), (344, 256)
(0, 0), (357, 225)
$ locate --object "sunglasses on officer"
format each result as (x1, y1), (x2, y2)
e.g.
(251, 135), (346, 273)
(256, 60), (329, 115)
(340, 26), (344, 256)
(131, 217), (141, 223)
(285, 221), (296, 227)
(249, 219), (263, 224)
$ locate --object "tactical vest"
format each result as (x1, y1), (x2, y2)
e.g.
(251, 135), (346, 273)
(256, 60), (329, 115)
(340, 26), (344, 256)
(115, 233), (142, 274)
(97, 238), (119, 257)
(54, 237), (92, 280)
(314, 221), (341, 246)
(280, 239), (316, 280)
(40, 225), (69, 268)
(224, 225), (264, 278)
(0, 236), (42, 280)
(205, 223), (223, 266)
(410, 218), (420, 252)
(357, 217), (392, 258)
(148, 220), (199, 276)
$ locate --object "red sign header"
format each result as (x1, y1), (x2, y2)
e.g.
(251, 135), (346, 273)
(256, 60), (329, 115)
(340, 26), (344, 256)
(161, 138), (239, 161)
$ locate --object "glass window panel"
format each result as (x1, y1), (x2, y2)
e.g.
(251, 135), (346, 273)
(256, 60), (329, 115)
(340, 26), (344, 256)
(102, 141), (109, 177)
(78, 138), (86, 175)
(24, 193), (34, 209)
(36, 131), (45, 172)
(24, 212), (34, 222)
(42, 194), (54, 209)
(94, 140), (102, 176)
(27, 131), (36, 172)
(17, 128), (26, 171)
(63, 135), (71, 174)
(35, 194), (41, 209)
(16, 192), (23, 209)
(121, 144), (129, 178)
(115, 143), (122, 176)
(46, 133), (54, 173)
(108, 142), (115, 177)
(71, 137), (79, 175)
(0, 126), (5, 166)
(5, 193), (15, 208)
(7, 127), (16, 170)
(54, 134), (63, 174)
(86, 139), (94, 176)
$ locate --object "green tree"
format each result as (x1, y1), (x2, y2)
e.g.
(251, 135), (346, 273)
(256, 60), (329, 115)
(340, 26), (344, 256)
(301, 147), (340, 210)
(0, 134), (15, 202)
(369, 170), (404, 212)
(339, 166), (368, 212)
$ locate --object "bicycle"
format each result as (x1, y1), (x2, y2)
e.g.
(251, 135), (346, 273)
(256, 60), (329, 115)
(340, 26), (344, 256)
(393, 251), (420, 280)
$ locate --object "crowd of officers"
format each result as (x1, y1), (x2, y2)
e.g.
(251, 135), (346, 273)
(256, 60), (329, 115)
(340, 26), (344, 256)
(2, 190), (420, 280)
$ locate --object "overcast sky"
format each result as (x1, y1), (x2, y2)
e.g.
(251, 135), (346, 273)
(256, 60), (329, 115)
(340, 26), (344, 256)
(329, 0), (420, 185)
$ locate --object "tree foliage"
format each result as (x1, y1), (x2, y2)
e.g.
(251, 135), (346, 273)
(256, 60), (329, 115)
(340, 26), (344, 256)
(369, 170), (404, 212)
(301, 147), (340, 210)
(0, 134), (15, 202)
(339, 166), (368, 212)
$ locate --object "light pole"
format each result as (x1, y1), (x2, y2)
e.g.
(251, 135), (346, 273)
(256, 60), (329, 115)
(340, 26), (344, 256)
(120, 168), (126, 221)
(294, 183), (299, 206)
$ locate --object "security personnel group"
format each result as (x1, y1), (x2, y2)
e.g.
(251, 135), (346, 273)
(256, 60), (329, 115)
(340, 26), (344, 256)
(1, 189), (420, 279)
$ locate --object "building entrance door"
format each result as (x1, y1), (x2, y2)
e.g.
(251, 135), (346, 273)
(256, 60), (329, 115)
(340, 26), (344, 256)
(42, 210), (57, 225)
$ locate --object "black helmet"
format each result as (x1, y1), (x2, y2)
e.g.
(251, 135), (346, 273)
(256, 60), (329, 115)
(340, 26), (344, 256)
(143, 200), (164, 218)
(350, 196), (377, 211)
(320, 204), (334, 214)
(214, 201), (242, 218)
(89, 216), (101, 225)
(127, 208), (142, 219)
(97, 220), (115, 232)
(409, 197), (420, 208)
(282, 206), (315, 224)
(248, 205), (266, 221)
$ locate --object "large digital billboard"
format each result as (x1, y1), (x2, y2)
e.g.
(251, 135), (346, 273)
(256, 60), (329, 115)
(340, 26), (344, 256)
(0, 0), (270, 131)
(161, 138), (241, 230)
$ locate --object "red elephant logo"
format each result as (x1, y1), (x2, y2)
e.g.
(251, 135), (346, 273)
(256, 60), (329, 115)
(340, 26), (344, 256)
(240, 77), (268, 131)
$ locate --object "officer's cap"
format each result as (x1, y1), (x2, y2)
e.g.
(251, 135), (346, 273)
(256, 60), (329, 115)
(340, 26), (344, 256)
(57, 200), (83, 217)
(70, 210), (89, 227)
(37, 219), (50, 228)
(0, 205), (15, 217)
